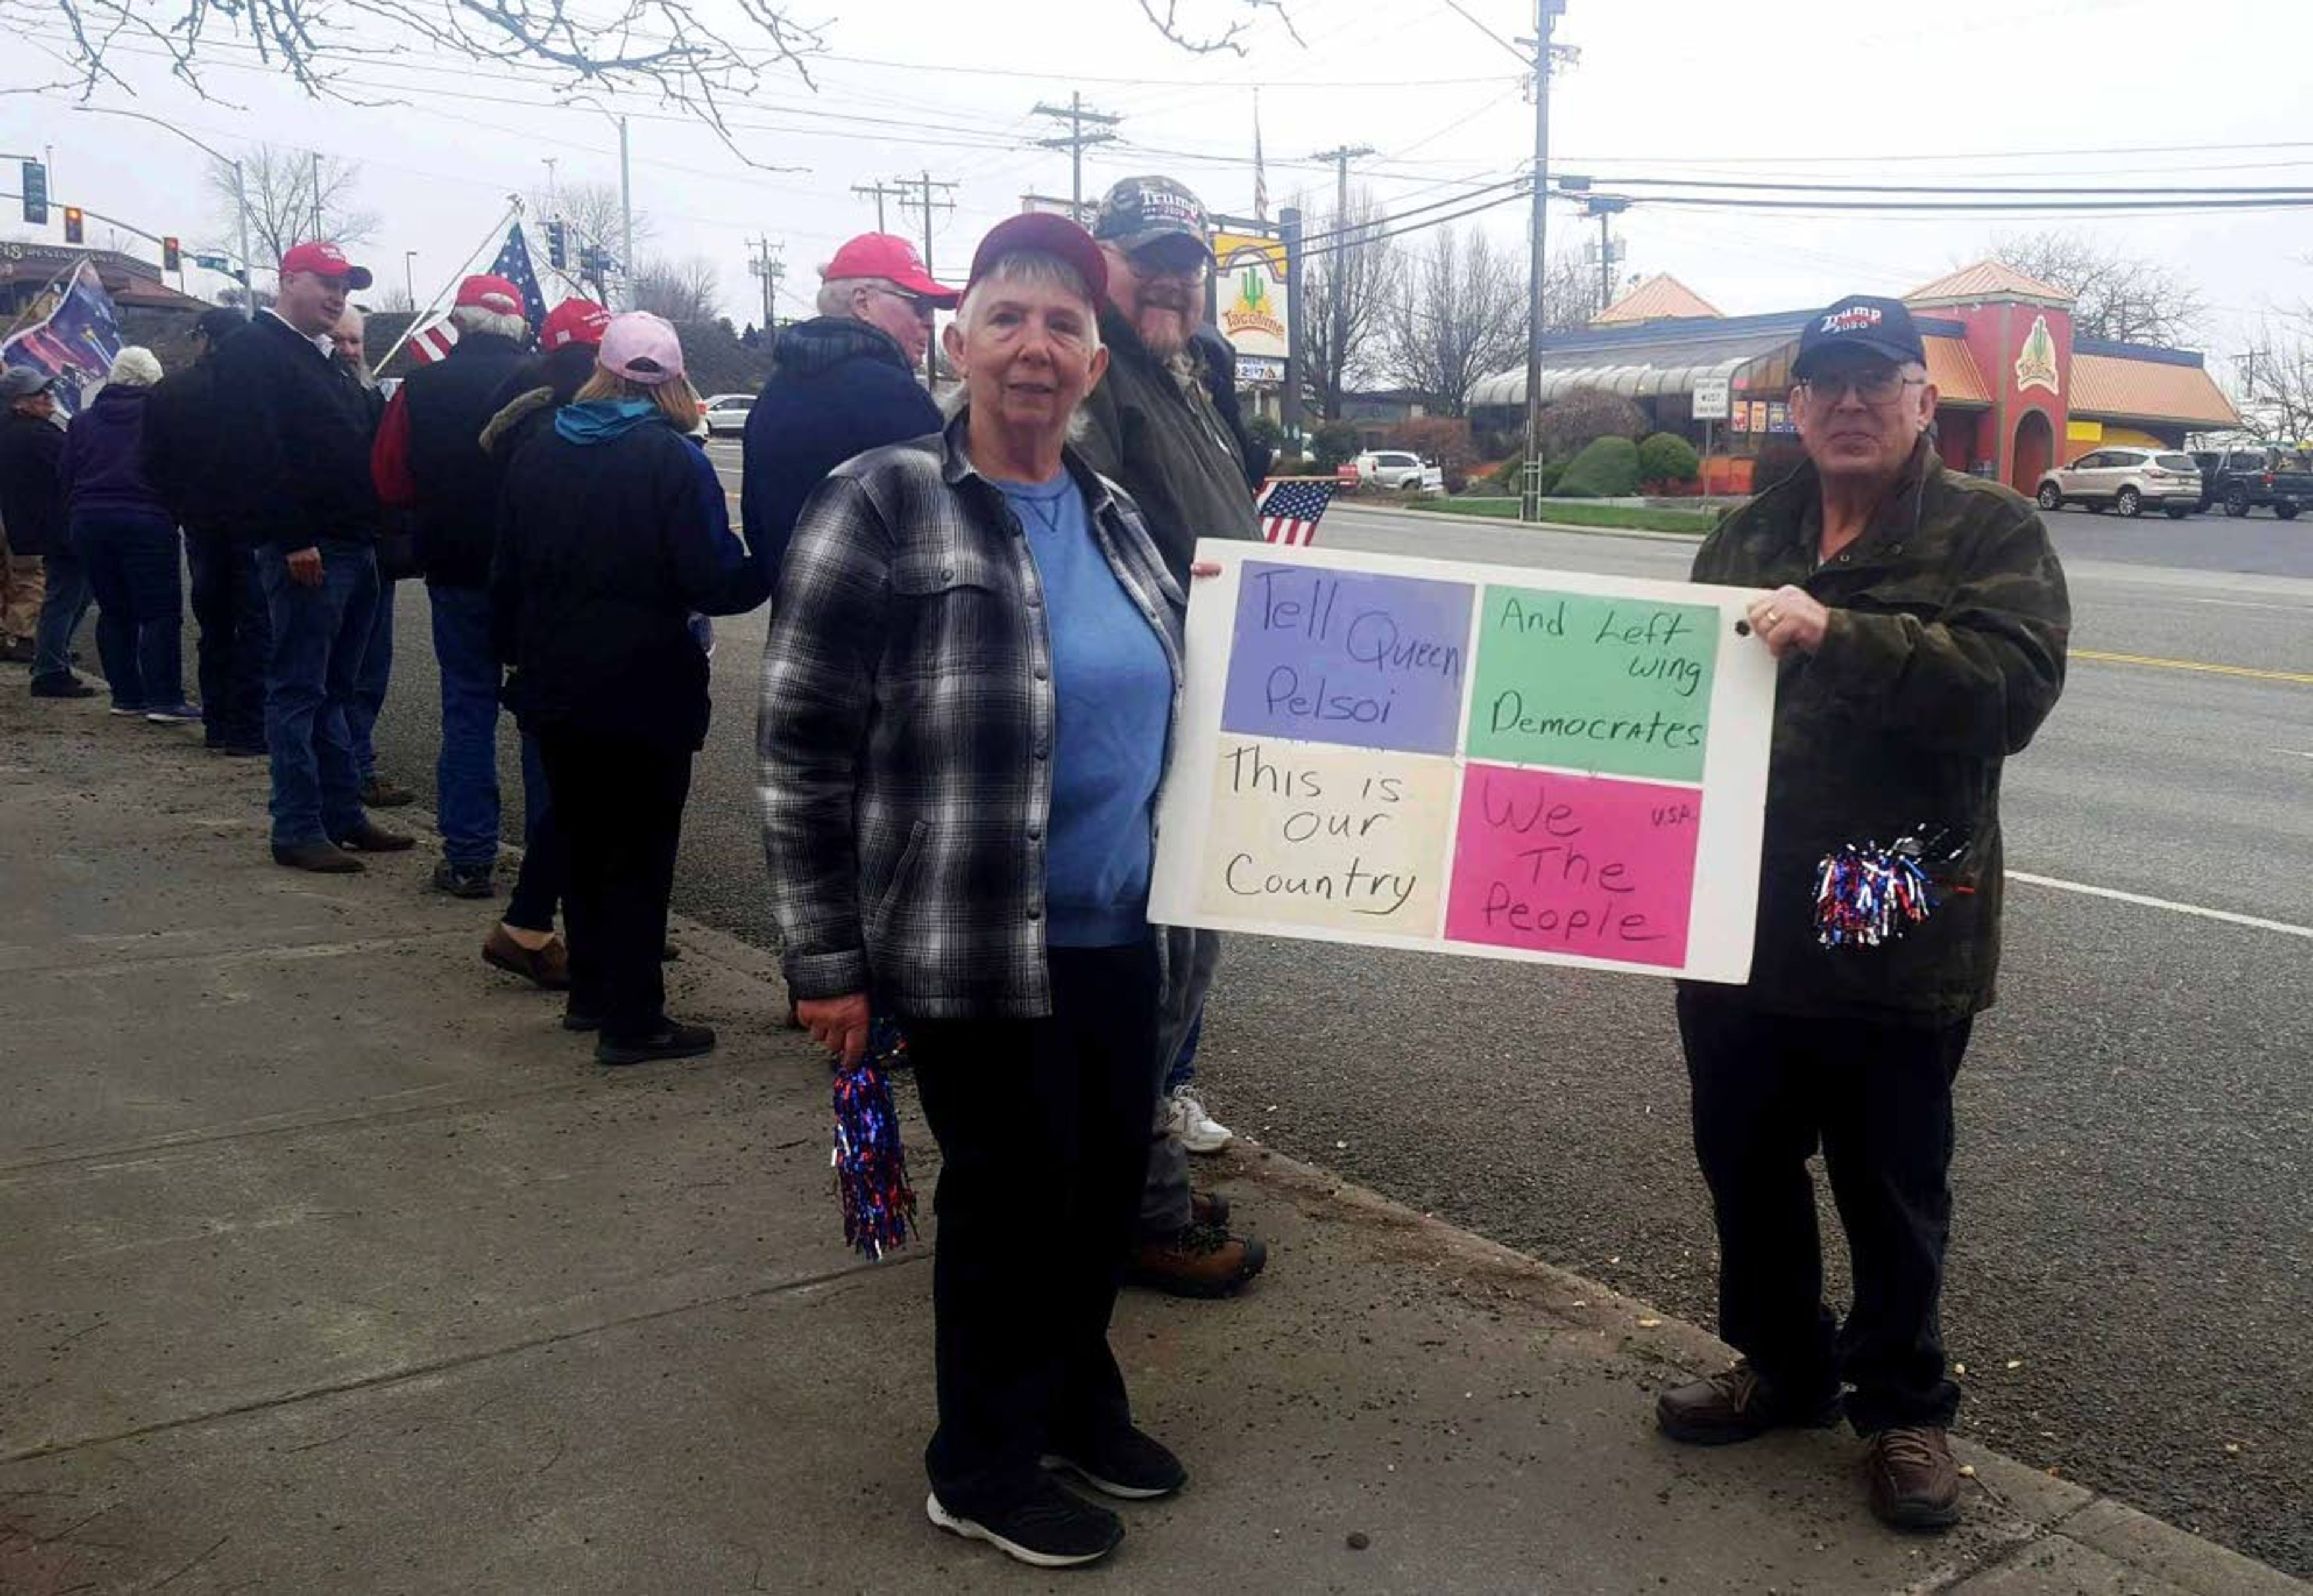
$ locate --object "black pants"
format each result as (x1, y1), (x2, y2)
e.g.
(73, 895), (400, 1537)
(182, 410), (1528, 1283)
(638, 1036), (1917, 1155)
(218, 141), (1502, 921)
(1676, 988), (1971, 1434)
(907, 940), (1162, 1514)
(186, 528), (270, 749)
(535, 729), (691, 1041)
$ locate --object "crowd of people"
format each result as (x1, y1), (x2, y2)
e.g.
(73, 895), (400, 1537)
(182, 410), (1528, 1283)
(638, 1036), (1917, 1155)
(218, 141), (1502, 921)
(0, 171), (2068, 1570)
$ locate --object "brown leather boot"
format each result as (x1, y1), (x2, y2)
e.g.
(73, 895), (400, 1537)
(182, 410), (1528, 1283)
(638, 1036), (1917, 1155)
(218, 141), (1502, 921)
(1865, 1425), (1961, 1531)
(1126, 1222), (1267, 1298)
(1655, 1361), (1842, 1445)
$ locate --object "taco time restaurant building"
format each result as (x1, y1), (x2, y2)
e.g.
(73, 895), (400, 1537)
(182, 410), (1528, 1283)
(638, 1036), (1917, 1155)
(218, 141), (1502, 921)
(1468, 261), (2240, 494)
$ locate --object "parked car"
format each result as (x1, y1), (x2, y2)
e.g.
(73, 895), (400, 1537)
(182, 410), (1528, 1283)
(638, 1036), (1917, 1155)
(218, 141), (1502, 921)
(702, 393), (755, 438)
(2035, 447), (2200, 519)
(1353, 450), (1444, 493)
(2191, 446), (2310, 519)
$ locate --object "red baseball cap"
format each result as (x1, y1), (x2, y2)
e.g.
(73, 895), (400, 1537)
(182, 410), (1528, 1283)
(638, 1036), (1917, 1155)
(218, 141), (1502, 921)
(280, 240), (373, 290)
(964, 213), (1107, 306)
(822, 233), (961, 308)
(455, 274), (525, 316)
(541, 297), (612, 351)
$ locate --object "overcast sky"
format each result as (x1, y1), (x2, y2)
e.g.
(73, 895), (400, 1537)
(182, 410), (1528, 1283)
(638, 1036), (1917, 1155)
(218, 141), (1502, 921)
(4, 0), (2308, 375)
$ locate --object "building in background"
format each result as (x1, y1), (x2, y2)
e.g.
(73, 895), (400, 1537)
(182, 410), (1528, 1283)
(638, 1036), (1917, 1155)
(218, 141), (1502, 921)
(1469, 260), (2240, 495)
(1, 245), (210, 323)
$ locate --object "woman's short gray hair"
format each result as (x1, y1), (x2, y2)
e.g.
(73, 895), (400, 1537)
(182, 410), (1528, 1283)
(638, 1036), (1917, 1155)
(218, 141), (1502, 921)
(450, 304), (528, 342)
(955, 252), (1100, 343)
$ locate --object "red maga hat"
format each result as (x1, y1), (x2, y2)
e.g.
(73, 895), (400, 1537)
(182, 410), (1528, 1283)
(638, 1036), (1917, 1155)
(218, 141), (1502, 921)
(279, 240), (373, 290)
(964, 212), (1107, 305)
(822, 233), (961, 307)
(541, 298), (613, 351)
(455, 274), (525, 316)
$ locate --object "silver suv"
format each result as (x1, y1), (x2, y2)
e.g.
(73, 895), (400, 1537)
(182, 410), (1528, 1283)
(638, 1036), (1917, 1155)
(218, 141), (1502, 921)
(2035, 447), (2201, 520)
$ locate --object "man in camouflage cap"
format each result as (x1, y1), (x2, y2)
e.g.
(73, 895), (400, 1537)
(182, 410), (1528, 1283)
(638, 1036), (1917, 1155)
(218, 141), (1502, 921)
(1656, 295), (2070, 1533)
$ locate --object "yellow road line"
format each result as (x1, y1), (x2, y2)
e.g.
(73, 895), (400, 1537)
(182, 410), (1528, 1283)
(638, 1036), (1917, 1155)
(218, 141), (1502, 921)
(2073, 648), (2313, 686)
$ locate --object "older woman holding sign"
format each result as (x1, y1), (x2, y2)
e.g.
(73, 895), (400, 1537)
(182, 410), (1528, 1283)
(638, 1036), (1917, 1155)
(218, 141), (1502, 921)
(761, 213), (1196, 1570)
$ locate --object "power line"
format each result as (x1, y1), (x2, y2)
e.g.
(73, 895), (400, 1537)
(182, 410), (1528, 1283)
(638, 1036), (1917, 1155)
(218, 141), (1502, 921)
(1031, 93), (1121, 221)
(1559, 175), (2313, 198)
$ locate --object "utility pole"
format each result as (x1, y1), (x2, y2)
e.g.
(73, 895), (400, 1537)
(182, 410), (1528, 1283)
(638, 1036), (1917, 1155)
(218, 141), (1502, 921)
(1280, 204), (1305, 443)
(542, 157), (558, 211)
(1032, 92), (1121, 222)
(1581, 193), (1626, 317)
(618, 116), (636, 313)
(309, 149), (325, 240)
(747, 235), (784, 332)
(851, 180), (908, 234)
(1309, 143), (1373, 422)
(894, 170), (957, 387)
(1518, 0), (1578, 522)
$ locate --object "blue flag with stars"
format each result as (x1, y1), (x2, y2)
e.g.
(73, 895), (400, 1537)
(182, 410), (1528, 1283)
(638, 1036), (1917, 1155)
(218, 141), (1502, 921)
(491, 223), (549, 334)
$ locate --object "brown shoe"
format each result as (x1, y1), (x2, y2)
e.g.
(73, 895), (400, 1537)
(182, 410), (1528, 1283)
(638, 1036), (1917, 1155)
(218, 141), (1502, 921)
(1865, 1426), (1961, 1532)
(1656, 1361), (1842, 1445)
(272, 840), (365, 874)
(1126, 1221), (1266, 1298)
(1189, 1189), (1230, 1228)
(483, 926), (570, 990)
(360, 777), (416, 808)
(334, 819), (414, 853)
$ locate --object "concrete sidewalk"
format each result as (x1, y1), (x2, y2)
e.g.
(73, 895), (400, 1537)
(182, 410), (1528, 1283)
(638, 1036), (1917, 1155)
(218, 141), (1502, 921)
(1, 696), (2299, 1596)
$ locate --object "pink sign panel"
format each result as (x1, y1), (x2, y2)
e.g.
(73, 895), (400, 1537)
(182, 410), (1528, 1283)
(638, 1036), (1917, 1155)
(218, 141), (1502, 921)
(1444, 764), (1703, 968)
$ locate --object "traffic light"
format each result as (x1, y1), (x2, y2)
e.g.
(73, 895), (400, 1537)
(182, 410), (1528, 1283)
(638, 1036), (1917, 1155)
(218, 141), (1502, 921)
(62, 205), (84, 245)
(162, 236), (182, 272)
(545, 219), (568, 270)
(20, 160), (46, 225)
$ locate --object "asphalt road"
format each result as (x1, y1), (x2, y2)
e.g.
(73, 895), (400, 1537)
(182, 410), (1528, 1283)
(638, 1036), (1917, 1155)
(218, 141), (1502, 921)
(367, 452), (2313, 1577)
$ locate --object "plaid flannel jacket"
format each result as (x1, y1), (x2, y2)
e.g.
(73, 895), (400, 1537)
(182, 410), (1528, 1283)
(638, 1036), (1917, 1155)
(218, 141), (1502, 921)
(758, 413), (1187, 1020)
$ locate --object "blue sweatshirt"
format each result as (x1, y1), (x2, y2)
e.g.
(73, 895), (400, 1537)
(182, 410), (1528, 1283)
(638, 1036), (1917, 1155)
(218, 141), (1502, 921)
(996, 470), (1172, 947)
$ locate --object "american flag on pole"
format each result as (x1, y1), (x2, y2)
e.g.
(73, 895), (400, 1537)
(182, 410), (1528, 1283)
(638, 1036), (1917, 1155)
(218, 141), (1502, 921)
(1255, 476), (1335, 546)
(407, 222), (551, 366)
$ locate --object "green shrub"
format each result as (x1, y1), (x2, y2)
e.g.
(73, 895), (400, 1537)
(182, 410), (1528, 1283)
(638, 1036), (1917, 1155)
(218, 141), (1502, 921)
(1310, 422), (1361, 471)
(1555, 435), (1641, 498)
(1637, 431), (1701, 485)
(1481, 453), (1564, 496)
(1247, 414), (1286, 450)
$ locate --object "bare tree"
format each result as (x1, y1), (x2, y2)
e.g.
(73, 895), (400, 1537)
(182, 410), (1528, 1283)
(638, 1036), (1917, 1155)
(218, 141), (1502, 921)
(368, 285), (418, 314)
(1299, 188), (1400, 420)
(529, 181), (656, 260)
(1538, 248), (1603, 336)
(632, 255), (723, 323)
(2233, 310), (2313, 446)
(206, 145), (378, 269)
(1384, 225), (1528, 416)
(1991, 230), (2206, 346)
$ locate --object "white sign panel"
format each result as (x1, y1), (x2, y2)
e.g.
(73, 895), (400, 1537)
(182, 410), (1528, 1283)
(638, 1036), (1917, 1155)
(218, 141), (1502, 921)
(1690, 375), (1732, 420)
(1149, 541), (1776, 983)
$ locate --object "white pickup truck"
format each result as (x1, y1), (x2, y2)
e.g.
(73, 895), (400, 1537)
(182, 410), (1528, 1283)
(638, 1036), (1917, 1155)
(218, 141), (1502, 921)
(1352, 450), (1444, 493)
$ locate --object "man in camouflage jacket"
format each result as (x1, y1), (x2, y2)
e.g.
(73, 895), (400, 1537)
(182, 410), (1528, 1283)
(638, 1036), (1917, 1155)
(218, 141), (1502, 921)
(1655, 296), (2070, 1535)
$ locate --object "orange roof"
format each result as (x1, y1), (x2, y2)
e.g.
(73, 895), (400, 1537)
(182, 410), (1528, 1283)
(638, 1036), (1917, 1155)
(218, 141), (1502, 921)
(1922, 335), (1991, 407)
(2070, 354), (2241, 428)
(1905, 260), (2074, 307)
(1594, 274), (1723, 325)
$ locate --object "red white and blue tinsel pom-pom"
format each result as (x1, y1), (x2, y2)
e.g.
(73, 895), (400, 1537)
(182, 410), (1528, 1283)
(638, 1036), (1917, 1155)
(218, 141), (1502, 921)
(831, 1020), (916, 1261)
(1812, 831), (1959, 949)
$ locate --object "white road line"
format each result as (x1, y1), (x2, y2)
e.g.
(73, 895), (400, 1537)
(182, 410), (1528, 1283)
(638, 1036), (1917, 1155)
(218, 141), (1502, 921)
(2009, 871), (2312, 940)
(2270, 748), (2313, 760)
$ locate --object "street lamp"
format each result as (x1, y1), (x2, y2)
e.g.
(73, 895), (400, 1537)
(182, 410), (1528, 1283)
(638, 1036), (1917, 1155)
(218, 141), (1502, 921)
(404, 249), (417, 308)
(71, 106), (255, 319)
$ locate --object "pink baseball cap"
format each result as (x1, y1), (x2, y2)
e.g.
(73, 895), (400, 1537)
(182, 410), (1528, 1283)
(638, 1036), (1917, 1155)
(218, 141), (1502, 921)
(597, 311), (684, 386)
(280, 240), (373, 290)
(455, 273), (525, 316)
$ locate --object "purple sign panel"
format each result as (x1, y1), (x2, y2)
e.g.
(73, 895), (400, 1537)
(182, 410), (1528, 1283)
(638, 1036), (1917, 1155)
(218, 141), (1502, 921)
(1221, 562), (1475, 755)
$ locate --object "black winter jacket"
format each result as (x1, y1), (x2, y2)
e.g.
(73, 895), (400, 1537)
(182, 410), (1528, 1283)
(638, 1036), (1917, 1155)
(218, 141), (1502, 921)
(0, 410), (66, 557)
(740, 317), (942, 585)
(1077, 307), (1261, 584)
(143, 351), (240, 534)
(213, 311), (382, 549)
(398, 331), (528, 587)
(492, 403), (772, 751)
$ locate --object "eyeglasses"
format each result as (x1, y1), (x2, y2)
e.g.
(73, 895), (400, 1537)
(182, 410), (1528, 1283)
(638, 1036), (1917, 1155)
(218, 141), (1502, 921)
(1797, 369), (1923, 405)
(865, 285), (935, 320)
(1126, 244), (1210, 282)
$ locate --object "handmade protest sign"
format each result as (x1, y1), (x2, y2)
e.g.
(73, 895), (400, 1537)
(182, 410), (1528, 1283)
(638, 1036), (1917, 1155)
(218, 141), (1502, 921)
(1148, 541), (1776, 983)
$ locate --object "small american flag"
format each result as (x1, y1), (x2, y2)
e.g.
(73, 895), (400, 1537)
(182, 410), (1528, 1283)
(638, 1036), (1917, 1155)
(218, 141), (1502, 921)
(1256, 477), (1335, 546)
(407, 222), (550, 366)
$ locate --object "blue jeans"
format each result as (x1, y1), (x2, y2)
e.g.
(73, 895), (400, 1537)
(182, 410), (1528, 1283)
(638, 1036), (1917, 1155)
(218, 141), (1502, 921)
(429, 584), (503, 868)
(349, 578), (396, 782)
(73, 513), (184, 710)
(31, 549), (92, 686)
(260, 538), (378, 847)
(187, 529), (271, 748)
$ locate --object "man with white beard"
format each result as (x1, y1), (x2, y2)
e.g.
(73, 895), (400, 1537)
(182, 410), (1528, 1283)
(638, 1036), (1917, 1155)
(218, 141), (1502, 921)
(1077, 175), (1268, 1301)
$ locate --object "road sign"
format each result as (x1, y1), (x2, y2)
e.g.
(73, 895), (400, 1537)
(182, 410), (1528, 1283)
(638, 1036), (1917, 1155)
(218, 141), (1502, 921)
(1690, 375), (1731, 420)
(193, 252), (230, 271)
(20, 160), (46, 225)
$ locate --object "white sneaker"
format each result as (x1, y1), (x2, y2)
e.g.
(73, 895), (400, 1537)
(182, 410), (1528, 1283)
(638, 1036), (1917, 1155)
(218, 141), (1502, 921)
(1167, 1091), (1233, 1154)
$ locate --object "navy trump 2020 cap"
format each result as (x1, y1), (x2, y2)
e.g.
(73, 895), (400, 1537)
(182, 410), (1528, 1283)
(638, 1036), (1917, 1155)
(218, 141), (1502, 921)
(1793, 295), (1926, 378)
